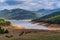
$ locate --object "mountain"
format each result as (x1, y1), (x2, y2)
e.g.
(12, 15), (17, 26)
(0, 8), (41, 20)
(37, 8), (60, 15)
(32, 11), (60, 24)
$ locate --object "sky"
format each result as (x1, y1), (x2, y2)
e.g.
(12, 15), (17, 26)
(0, 0), (60, 11)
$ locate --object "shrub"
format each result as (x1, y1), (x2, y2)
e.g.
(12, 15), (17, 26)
(0, 19), (11, 26)
(5, 21), (11, 25)
(19, 31), (24, 36)
(0, 29), (4, 34)
(5, 35), (13, 38)
(0, 27), (9, 34)
(0, 27), (4, 34)
(4, 29), (9, 33)
(0, 19), (4, 21)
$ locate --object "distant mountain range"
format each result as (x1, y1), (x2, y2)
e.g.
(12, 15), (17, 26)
(0, 8), (41, 20)
(37, 8), (60, 15)
(32, 11), (60, 24)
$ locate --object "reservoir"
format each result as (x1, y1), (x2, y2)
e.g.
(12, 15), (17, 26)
(9, 20), (49, 30)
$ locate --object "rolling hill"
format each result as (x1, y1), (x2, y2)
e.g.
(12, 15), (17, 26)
(37, 8), (60, 15)
(0, 9), (41, 20)
(32, 11), (60, 24)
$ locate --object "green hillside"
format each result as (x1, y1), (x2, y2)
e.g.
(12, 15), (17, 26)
(0, 9), (41, 20)
(32, 11), (60, 24)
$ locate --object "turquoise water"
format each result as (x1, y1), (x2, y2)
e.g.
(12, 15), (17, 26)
(9, 20), (49, 30)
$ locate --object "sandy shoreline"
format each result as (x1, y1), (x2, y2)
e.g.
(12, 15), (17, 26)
(2, 24), (25, 30)
(11, 24), (25, 29)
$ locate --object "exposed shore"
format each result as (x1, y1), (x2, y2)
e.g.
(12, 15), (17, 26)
(2, 21), (60, 31)
(11, 22), (60, 30)
(2, 25), (25, 30)
(31, 21), (60, 30)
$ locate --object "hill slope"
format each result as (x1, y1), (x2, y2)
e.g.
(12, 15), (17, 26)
(0, 9), (41, 20)
(32, 11), (60, 24)
(37, 8), (60, 15)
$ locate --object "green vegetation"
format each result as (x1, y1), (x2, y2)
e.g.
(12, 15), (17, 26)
(45, 15), (60, 24)
(32, 11), (60, 24)
(0, 27), (9, 34)
(0, 19), (10, 34)
(0, 19), (11, 26)
(0, 9), (41, 20)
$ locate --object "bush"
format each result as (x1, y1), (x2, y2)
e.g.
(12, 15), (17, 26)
(0, 27), (4, 34)
(4, 29), (9, 33)
(0, 27), (9, 34)
(0, 19), (4, 21)
(19, 31), (24, 36)
(0, 19), (11, 26)
(0, 29), (4, 34)
(5, 21), (11, 25)
(5, 35), (13, 38)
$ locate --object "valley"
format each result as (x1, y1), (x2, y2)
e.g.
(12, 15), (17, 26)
(0, 9), (60, 40)
(0, 0), (60, 40)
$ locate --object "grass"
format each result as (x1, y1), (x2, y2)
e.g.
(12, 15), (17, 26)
(12, 35), (60, 40)
(0, 29), (60, 40)
(11, 30), (60, 40)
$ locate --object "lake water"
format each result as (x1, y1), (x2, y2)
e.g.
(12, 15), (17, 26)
(9, 20), (49, 30)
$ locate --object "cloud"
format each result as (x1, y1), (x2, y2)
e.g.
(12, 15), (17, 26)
(0, 0), (60, 11)
(5, 0), (25, 5)
(0, 0), (5, 3)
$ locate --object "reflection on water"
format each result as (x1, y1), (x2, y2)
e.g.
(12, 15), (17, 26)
(9, 20), (49, 30)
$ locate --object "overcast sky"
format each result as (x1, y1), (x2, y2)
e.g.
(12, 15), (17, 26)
(0, 0), (60, 11)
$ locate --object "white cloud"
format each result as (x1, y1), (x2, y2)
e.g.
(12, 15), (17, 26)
(14, 0), (60, 10)
(0, 0), (60, 11)
(0, 0), (5, 3)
